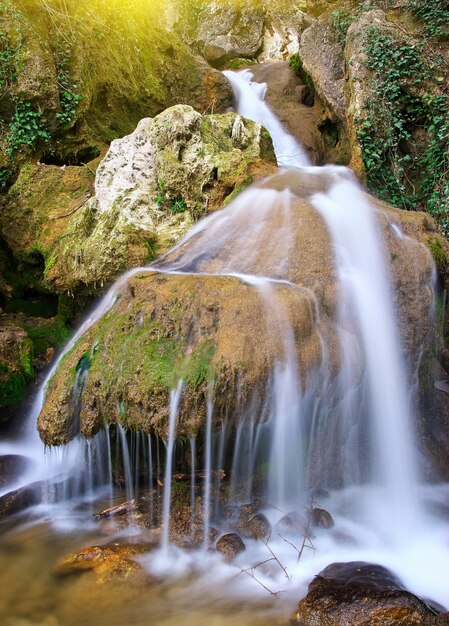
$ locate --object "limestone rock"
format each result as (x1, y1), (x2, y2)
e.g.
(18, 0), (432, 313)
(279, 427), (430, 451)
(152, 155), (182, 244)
(292, 561), (437, 625)
(2, 106), (276, 297)
(258, 6), (314, 63)
(299, 16), (346, 121)
(196, 0), (265, 67)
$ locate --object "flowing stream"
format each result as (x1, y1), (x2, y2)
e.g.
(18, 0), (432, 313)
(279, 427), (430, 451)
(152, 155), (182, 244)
(1, 68), (449, 624)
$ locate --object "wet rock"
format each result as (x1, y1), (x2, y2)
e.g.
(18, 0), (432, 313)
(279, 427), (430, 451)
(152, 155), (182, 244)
(216, 533), (246, 559)
(239, 513), (272, 540)
(0, 455), (31, 489)
(54, 542), (154, 583)
(292, 561), (437, 625)
(0, 482), (43, 518)
(37, 169), (440, 447)
(276, 511), (308, 537)
(309, 507), (334, 529)
(250, 62), (348, 166)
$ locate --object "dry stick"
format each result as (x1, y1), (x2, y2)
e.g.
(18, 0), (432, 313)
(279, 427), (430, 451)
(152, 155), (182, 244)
(235, 560), (284, 599)
(50, 194), (91, 220)
(277, 532), (301, 558)
(264, 534), (290, 580)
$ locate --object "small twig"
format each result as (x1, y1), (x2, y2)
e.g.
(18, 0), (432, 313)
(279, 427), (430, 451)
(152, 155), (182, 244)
(264, 534), (290, 580)
(277, 532), (301, 558)
(236, 557), (276, 574)
(50, 194), (91, 220)
(237, 566), (284, 599)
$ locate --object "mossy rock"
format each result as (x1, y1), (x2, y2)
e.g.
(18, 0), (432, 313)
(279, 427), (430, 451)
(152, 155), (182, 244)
(0, 323), (33, 412)
(2, 105), (276, 299)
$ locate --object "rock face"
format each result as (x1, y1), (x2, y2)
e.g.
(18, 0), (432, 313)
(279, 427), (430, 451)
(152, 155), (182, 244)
(0, 0), (232, 170)
(293, 562), (436, 625)
(196, 0), (266, 66)
(37, 168), (440, 448)
(2, 106), (276, 296)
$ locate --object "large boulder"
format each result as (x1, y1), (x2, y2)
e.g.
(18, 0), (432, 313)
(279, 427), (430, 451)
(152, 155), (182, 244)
(195, 0), (266, 67)
(37, 168), (440, 446)
(292, 561), (437, 625)
(1, 106), (276, 297)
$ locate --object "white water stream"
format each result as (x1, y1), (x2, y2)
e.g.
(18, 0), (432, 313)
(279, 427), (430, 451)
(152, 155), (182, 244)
(1, 68), (449, 612)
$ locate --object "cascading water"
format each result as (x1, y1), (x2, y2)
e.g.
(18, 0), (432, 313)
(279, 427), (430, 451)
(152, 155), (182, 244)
(1, 67), (449, 615)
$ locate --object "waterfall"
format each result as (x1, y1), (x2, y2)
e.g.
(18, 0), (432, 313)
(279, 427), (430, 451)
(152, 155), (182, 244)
(223, 69), (309, 168)
(2, 66), (448, 609)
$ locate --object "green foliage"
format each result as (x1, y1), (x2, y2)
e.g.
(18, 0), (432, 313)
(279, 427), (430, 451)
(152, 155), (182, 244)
(24, 318), (69, 355)
(358, 27), (449, 236)
(7, 101), (50, 155)
(155, 179), (165, 208)
(155, 179), (187, 214)
(408, 0), (449, 38)
(0, 167), (12, 191)
(0, 0), (23, 91)
(332, 8), (357, 45)
(170, 198), (187, 214)
(54, 37), (82, 128)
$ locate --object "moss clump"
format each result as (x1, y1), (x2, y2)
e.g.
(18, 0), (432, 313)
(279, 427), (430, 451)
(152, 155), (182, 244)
(0, 364), (26, 408)
(289, 53), (316, 96)
(428, 237), (448, 273)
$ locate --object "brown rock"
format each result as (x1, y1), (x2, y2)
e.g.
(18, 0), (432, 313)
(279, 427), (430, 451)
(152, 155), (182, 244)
(216, 533), (246, 559)
(54, 542), (154, 583)
(309, 507), (334, 529)
(293, 562), (437, 625)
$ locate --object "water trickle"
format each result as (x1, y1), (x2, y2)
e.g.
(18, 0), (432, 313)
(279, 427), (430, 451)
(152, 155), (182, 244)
(161, 381), (184, 552)
(223, 69), (309, 168)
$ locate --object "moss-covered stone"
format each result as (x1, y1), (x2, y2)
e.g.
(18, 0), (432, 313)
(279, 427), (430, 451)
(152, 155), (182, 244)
(37, 169), (442, 446)
(1, 105), (276, 298)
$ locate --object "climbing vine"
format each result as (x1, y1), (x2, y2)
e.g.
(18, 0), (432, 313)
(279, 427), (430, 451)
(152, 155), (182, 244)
(358, 27), (449, 236)
(408, 0), (449, 39)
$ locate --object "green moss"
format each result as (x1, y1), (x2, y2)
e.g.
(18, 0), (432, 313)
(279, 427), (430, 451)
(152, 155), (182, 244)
(18, 337), (33, 378)
(224, 176), (254, 205)
(0, 367), (26, 408)
(289, 53), (316, 95)
(23, 317), (69, 354)
(428, 238), (448, 273)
